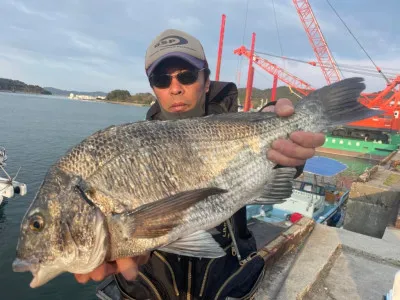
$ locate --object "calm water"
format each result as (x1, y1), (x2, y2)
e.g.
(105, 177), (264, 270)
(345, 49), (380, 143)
(0, 92), (148, 300)
(0, 92), (376, 300)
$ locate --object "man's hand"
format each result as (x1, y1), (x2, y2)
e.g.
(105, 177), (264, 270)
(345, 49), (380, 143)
(263, 98), (325, 167)
(74, 254), (150, 284)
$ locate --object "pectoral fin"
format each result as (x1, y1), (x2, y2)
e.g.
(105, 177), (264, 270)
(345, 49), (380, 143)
(253, 167), (297, 204)
(159, 230), (226, 258)
(112, 187), (228, 239)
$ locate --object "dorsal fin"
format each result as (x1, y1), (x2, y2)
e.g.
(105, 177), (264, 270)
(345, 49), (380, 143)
(204, 111), (277, 123)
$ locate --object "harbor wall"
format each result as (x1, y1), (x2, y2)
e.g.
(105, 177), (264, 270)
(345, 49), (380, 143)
(343, 150), (400, 238)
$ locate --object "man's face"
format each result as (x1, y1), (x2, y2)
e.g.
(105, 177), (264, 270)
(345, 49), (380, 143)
(150, 58), (210, 114)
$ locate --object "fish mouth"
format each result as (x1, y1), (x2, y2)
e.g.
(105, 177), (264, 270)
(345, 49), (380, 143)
(13, 257), (66, 288)
(12, 258), (41, 288)
(12, 258), (39, 273)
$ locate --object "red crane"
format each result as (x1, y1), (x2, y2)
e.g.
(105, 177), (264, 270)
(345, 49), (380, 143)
(234, 46), (314, 96)
(231, 0), (400, 141)
(234, 46), (400, 140)
(292, 0), (400, 140)
(292, 0), (341, 85)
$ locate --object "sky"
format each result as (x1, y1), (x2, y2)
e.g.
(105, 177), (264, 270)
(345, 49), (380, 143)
(0, 0), (399, 94)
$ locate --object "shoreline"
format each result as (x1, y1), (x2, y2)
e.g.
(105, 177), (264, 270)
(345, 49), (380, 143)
(68, 97), (151, 107)
(0, 91), (152, 107)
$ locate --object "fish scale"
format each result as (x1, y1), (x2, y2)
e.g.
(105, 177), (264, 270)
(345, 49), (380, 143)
(76, 114), (306, 256)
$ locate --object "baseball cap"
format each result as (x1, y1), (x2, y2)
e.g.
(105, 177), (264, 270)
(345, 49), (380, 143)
(145, 29), (208, 77)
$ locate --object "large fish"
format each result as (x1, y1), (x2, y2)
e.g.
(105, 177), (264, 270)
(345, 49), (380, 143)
(13, 77), (380, 288)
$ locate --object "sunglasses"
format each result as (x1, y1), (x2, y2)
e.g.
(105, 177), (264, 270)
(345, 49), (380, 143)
(149, 68), (206, 89)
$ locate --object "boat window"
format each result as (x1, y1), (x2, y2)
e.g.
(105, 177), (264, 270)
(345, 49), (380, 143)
(301, 183), (326, 195)
(318, 187), (325, 195)
(303, 183), (313, 192)
(293, 181), (302, 190)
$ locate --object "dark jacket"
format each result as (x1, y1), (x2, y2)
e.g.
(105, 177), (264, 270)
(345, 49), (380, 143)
(96, 81), (303, 300)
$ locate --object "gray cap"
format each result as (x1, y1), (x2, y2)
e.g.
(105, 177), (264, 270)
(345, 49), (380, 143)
(145, 29), (208, 77)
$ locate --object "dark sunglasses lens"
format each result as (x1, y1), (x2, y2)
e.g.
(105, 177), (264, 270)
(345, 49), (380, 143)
(151, 75), (171, 88)
(177, 71), (198, 85)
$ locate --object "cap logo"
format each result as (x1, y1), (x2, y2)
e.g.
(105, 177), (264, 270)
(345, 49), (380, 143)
(154, 35), (188, 48)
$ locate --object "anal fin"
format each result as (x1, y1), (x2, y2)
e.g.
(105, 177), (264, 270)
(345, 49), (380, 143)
(159, 230), (226, 258)
(253, 167), (297, 204)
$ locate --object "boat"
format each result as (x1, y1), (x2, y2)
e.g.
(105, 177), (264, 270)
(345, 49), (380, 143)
(0, 147), (27, 206)
(318, 133), (399, 160)
(246, 156), (349, 228)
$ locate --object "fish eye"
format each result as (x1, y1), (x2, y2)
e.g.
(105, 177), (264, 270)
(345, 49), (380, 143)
(29, 215), (45, 232)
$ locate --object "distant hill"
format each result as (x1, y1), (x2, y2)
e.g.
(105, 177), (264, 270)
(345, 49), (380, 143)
(106, 89), (156, 106)
(44, 87), (107, 97)
(0, 78), (51, 95)
(237, 86), (308, 108)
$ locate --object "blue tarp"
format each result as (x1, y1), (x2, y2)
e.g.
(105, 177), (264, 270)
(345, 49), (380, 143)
(304, 156), (348, 177)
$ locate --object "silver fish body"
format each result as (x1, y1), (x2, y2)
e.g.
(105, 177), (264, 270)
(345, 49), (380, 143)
(13, 77), (381, 288)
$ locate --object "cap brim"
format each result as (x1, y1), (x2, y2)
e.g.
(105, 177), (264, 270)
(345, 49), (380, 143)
(146, 52), (206, 76)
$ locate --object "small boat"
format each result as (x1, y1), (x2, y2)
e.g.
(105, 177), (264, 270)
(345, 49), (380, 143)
(247, 156), (349, 228)
(0, 147), (27, 206)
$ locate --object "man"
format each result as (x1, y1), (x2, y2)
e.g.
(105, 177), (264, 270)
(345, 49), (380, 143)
(75, 29), (325, 299)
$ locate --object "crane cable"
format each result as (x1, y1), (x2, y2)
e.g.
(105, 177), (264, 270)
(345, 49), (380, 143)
(254, 50), (399, 79)
(325, 0), (390, 84)
(236, 0), (251, 88)
(271, 0), (285, 69)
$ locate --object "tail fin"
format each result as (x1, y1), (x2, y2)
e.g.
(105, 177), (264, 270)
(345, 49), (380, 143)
(295, 77), (384, 128)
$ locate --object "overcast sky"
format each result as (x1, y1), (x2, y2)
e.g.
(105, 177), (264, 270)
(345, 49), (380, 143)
(1, 0), (399, 93)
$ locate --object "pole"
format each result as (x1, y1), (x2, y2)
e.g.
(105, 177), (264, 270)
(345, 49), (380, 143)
(215, 14), (226, 81)
(271, 74), (278, 102)
(244, 32), (256, 112)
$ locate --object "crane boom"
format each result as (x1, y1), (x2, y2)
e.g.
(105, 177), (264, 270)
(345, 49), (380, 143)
(234, 46), (314, 96)
(293, 0), (341, 84)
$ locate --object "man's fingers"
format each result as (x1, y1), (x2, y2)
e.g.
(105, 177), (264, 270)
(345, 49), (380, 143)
(90, 264), (107, 282)
(274, 98), (294, 117)
(74, 255), (148, 284)
(91, 262), (118, 282)
(74, 273), (90, 284)
(261, 105), (275, 112)
(116, 257), (139, 281)
(267, 149), (306, 167)
(290, 132), (326, 148)
(271, 139), (316, 161)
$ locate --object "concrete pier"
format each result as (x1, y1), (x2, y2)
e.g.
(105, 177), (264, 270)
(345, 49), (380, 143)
(252, 151), (400, 299)
(343, 150), (400, 237)
(254, 219), (400, 300)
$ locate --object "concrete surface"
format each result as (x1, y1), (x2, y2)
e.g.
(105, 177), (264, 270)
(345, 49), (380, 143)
(254, 223), (400, 300)
(344, 175), (400, 238)
(307, 252), (398, 300)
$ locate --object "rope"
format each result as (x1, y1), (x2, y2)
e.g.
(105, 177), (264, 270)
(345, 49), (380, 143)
(325, 0), (389, 83)
(236, 0), (251, 88)
(271, 0), (285, 69)
(254, 50), (399, 78)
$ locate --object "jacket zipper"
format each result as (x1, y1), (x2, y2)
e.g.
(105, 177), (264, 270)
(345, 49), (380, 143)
(214, 253), (259, 300)
(214, 265), (244, 300)
(199, 258), (216, 297)
(240, 267), (266, 300)
(187, 259), (193, 300)
(199, 244), (231, 297)
(138, 271), (163, 300)
(153, 251), (180, 296)
(113, 274), (135, 300)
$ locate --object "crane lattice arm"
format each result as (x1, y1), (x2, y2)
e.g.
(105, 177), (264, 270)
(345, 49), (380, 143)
(234, 46), (314, 96)
(361, 76), (400, 108)
(293, 0), (341, 84)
